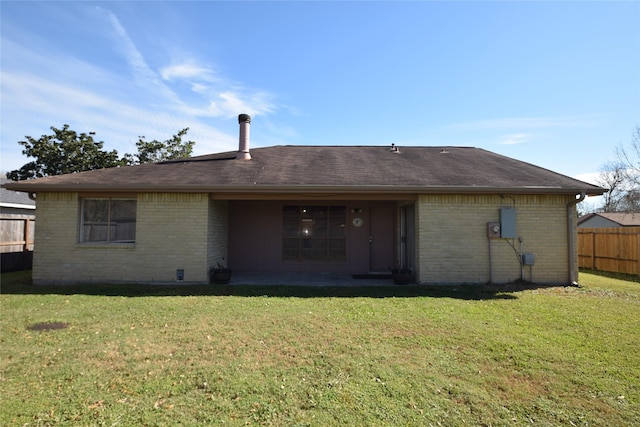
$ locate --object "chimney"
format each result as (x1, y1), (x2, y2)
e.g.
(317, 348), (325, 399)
(236, 114), (251, 160)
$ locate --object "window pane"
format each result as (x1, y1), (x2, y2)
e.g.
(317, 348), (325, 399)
(82, 200), (109, 242)
(302, 238), (327, 260)
(282, 238), (300, 261)
(282, 205), (346, 261)
(110, 200), (136, 242)
(283, 206), (300, 237)
(80, 198), (136, 243)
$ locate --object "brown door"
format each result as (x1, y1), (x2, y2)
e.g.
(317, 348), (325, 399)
(369, 204), (395, 272)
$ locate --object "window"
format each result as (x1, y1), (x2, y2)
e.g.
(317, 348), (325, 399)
(80, 198), (136, 243)
(282, 205), (346, 261)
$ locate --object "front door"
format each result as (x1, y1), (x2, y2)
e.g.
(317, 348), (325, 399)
(369, 204), (395, 272)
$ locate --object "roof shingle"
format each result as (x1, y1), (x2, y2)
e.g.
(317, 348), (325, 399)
(3, 146), (606, 195)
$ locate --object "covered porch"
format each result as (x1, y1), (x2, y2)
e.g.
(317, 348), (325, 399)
(222, 196), (417, 276)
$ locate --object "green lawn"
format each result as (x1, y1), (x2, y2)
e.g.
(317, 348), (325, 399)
(1, 270), (638, 426)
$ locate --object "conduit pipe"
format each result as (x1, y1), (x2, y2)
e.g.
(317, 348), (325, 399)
(566, 192), (586, 285)
(488, 238), (493, 285)
(519, 237), (524, 281)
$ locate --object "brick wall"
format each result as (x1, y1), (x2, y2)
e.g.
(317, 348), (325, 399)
(134, 193), (209, 283)
(33, 191), (578, 285)
(415, 194), (574, 285)
(32, 192), (79, 283)
(33, 192), (214, 284)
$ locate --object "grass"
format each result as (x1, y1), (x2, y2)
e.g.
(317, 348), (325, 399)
(1, 270), (638, 426)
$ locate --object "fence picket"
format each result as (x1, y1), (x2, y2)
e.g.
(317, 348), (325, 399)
(0, 218), (35, 272)
(578, 227), (640, 275)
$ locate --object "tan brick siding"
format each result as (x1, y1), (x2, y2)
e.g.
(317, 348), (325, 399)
(32, 193), (79, 283)
(134, 193), (209, 283)
(416, 194), (574, 285)
(33, 191), (579, 285)
(33, 193), (211, 284)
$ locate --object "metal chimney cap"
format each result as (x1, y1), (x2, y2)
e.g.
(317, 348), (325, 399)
(238, 114), (251, 123)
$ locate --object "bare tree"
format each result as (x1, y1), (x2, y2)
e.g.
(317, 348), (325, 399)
(596, 161), (629, 212)
(620, 189), (640, 212)
(594, 126), (640, 212)
(615, 125), (640, 187)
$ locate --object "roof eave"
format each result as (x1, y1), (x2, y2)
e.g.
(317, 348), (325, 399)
(2, 183), (606, 196)
(0, 202), (36, 209)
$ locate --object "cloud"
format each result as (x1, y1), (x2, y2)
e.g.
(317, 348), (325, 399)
(3, 72), (161, 134)
(1, 5), (283, 172)
(100, 6), (277, 119)
(217, 91), (275, 117)
(573, 172), (600, 186)
(98, 7), (181, 107)
(161, 61), (217, 82)
(499, 133), (531, 145)
(191, 83), (210, 94)
(0, 69), (236, 170)
(176, 89), (276, 119)
(158, 59), (276, 118)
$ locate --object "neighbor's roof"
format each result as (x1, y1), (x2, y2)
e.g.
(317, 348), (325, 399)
(3, 146), (606, 196)
(0, 178), (36, 208)
(578, 212), (640, 227)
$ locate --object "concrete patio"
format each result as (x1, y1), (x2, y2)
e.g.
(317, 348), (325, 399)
(230, 271), (398, 287)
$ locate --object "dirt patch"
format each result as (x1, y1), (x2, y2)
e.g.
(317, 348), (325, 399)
(27, 322), (69, 331)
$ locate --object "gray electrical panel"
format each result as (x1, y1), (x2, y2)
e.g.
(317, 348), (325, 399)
(522, 253), (535, 265)
(499, 208), (516, 238)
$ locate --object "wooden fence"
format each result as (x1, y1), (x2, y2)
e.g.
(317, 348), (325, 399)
(578, 227), (640, 276)
(0, 218), (35, 272)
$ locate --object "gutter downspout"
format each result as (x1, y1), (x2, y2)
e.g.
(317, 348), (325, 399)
(566, 192), (586, 285)
(28, 193), (36, 201)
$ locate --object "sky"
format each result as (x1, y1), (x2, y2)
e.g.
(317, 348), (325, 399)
(1, 1), (639, 210)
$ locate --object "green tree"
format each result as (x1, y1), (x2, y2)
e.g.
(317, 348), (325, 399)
(126, 128), (194, 165)
(7, 125), (196, 181)
(6, 125), (125, 181)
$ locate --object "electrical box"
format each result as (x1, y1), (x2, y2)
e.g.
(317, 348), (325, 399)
(499, 208), (517, 238)
(487, 222), (501, 238)
(522, 253), (535, 266)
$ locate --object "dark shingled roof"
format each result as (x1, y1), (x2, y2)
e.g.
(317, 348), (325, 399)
(3, 146), (606, 196)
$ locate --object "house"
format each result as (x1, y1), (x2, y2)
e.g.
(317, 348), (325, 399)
(1, 177), (36, 217)
(1, 178), (36, 271)
(3, 114), (606, 285)
(578, 212), (640, 228)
